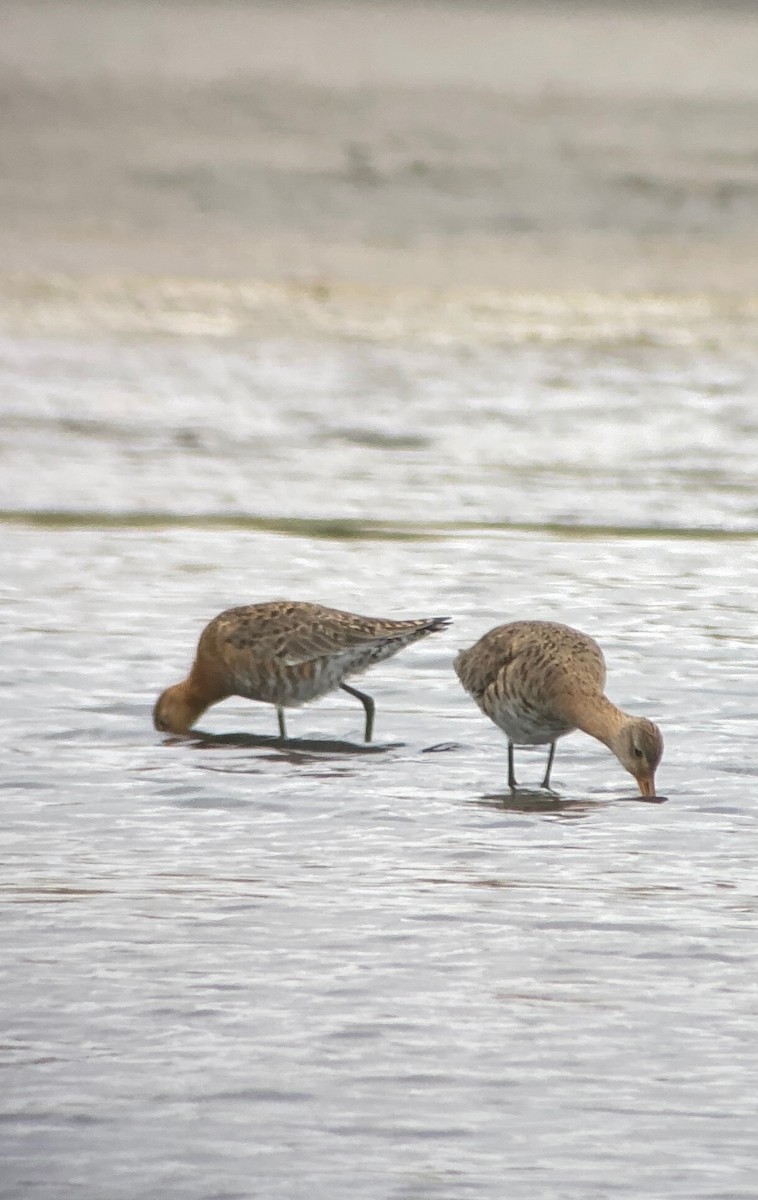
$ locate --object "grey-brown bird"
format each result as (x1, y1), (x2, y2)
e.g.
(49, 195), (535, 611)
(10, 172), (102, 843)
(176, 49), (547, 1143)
(454, 620), (663, 795)
(153, 600), (450, 740)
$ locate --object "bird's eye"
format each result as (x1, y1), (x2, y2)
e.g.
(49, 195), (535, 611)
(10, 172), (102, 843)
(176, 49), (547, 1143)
(633, 746), (644, 759)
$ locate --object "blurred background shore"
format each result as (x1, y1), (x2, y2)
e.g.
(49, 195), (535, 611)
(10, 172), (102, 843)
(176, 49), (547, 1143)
(1, 0), (758, 304)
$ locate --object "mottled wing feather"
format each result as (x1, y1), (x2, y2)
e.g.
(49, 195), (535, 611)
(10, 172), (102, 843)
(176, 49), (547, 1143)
(454, 627), (520, 699)
(274, 622), (405, 665)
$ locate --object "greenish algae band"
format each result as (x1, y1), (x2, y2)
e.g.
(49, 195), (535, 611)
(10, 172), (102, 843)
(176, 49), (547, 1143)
(1, 510), (756, 542)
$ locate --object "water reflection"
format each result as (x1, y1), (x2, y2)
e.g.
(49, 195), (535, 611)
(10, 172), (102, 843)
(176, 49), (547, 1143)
(163, 730), (400, 755)
(474, 789), (604, 819)
(473, 787), (668, 818)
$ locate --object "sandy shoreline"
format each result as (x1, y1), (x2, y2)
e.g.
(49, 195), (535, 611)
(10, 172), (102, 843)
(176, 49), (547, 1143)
(1, 0), (758, 295)
(2, 274), (756, 350)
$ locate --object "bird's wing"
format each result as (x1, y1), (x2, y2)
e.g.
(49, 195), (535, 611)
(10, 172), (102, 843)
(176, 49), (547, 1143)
(213, 605), (438, 668)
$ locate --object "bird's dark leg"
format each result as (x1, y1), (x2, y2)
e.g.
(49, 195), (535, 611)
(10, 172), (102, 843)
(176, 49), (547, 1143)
(541, 742), (557, 790)
(508, 741), (518, 790)
(276, 706), (287, 739)
(340, 683), (375, 743)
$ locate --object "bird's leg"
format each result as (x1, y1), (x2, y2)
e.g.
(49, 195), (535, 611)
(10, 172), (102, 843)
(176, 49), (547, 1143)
(276, 706), (288, 740)
(340, 683), (375, 743)
(541, 742), (557, 790)
(508, 741), (518, 790)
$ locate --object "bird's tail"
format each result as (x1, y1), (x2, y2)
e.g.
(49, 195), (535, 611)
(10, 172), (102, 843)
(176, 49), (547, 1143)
(420, 616), (452, 635)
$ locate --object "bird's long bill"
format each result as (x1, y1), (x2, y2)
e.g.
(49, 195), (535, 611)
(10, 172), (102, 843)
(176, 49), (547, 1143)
(637, 774), (656, 798)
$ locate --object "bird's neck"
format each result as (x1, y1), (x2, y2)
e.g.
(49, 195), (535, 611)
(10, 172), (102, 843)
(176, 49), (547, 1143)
(564, 691), (628, 750)
(187, 654), (231, 707)
(167, 661), (231, 732)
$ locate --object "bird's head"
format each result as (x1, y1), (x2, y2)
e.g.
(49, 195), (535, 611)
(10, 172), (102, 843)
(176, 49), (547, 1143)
(611, 716), (664, 797)
(152, 683), (206, 735)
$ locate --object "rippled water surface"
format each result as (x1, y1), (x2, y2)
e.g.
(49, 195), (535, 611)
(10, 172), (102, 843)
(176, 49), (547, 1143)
(2, 310), (758, 1200)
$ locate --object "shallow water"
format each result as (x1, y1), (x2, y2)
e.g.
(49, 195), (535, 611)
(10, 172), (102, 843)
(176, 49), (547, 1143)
(2, 315), (758, 1199)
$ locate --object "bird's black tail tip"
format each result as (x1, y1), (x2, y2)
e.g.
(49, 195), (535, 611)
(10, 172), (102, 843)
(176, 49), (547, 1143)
(424, 616), (452, 634)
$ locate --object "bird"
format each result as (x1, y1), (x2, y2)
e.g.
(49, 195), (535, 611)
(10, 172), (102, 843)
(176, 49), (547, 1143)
(153, 600), (450, 740)
(454, 620), (663, 796)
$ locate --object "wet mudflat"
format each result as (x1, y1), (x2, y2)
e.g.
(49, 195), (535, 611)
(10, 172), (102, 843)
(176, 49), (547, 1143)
(2, 315), (758, 1200)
